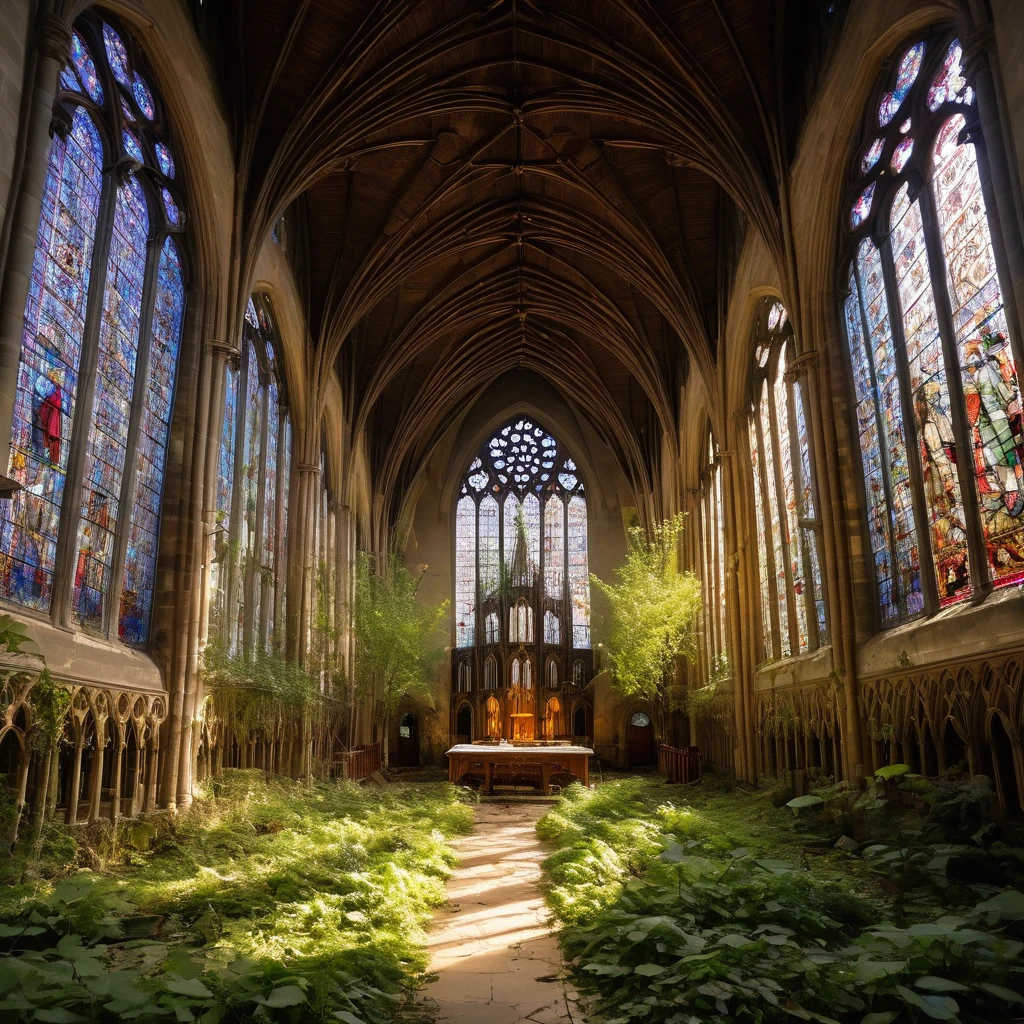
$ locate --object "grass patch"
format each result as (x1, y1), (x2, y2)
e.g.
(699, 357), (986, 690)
(0, 770), (475, 1022)
(539, 773), (1024, 1024)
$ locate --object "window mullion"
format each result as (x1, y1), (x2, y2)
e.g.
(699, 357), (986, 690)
(105, 230), (162, 639)
(851, 263), (906, 622)
(877, 228), (940, 615)
(752, 395), (779, 660)
(474, 492), (480, 650)
(50, 168), (118, 630)
(918, 186), (992, 598)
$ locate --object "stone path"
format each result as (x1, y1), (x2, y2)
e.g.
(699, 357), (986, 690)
(417, 801), (583, 1024)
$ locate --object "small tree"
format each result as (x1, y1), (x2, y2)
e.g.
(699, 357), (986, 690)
(591, 514), (702, 726)
(353, 552), (448, 767)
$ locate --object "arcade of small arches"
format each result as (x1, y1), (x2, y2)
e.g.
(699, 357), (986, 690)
(0, 0), (1021, 833)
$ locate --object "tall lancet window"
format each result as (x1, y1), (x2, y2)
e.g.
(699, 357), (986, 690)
(699, 432), (728, 666)
(749, 301), (828, 661)
(209, 295), (291, 654)
(452, 416), (591, 689)
(0, 15), (186, 647)
(842, 30), (1024, 627)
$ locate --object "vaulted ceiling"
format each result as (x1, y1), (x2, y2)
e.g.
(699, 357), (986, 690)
(198, 0), (841, 518)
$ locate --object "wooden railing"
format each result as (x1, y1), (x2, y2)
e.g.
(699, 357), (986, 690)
(337, 742), (382, 782)
(659, 743), (703, 784)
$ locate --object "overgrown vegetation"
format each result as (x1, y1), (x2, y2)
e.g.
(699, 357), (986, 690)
(539, 775), (1024, 1024)
(590, 514), (702, 705)
(0, 771), (474, 1022)
(352, 553), (448, 766)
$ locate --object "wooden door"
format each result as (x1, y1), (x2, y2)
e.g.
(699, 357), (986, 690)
(628, 711), (655, 765)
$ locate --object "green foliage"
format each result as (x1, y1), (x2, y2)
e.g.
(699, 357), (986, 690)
(202, 641), (326, 745)
(0, 615), (40, 656)
(0, 773), (474, 1023)
(26, 670), (71, 750)
(674, 655), (733, 722)
(352, 553), (448, 750)
(539, 777), (1024, 1024)
(590, 514), (702, 701)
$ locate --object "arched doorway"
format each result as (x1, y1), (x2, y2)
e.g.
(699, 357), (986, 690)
(573, 706), (587, 743)
(397, 713), (420, 767)
(456, 705), (472, 743)
(628, 711), (656, 766)
(990, 714), (1021, 815)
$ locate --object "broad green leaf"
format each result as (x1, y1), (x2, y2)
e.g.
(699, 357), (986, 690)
(786, 795), (824, 810)
(875, 764), (910, 780)
(255, 984), (307, 1008)
(855, 960), (906, 983)
(896, 985), (958, 1020)
(977, 982), (1024, 1003)
(633, 963), (666, 976)
(165, 978), (213, 998)
(915, 976), (968, 993)
(755, 859), (795, 874)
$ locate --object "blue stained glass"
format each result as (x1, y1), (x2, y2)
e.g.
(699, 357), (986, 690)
(794, 381), (827, 643)
(851, 182), (876, 229)
(119, 238), (184, 644)
(60, 64), (82, 94)
(132, 72), (155, 120)
(238, 340), (262, 650)
(568, 495), (590, 647)
(209, 363), (239, 639)
(878, 42), (925, 126)
(73, 176), (150, 631)
(121, 97), (135, 124)
(103, 23), (130, 87)
(161, 188), (180, 226)
(0, 109), (102, 612)
(155, 142), (175, 178)
(71, 31), (103, 103)
(122, 131), (144, 163)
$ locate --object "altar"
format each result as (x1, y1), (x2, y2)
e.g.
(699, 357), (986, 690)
(446, 743), (593, 794)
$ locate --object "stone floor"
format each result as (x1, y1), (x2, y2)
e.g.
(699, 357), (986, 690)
(417, 801), (584, 1024)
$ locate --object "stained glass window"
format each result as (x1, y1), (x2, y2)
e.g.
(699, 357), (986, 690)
(699, 434), (727, 664)
(1, 15), (187, 646)
(484, 655), (497, 689)
(749, 301), (829, 661)
(452, 417), (591, 696)
(842, 29), (1024, 626)
(455, 496), (476, 647)
(878, 42), (925, 127)
(0, 109), (102, 612)
(211, 293), (294, 654)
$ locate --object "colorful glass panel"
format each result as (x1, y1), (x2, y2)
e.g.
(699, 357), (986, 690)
(261, 383), (280, 647)
(932, 117), (1024, 587)
(478, 495), (499, 600)
(890, 184), (971, 603)
(774, 344), (808, 653)
(102, 23), (130, 87)
(928, 40), (973, 111)
(70, 32), (103, 103)
(568, 494), (590, 648)
(119, 237), (184, 643)
(238, 340), (262, 648)
(858, 238), (924, 616)
(861, 137), (885, 173)
(544, 496), (564, 600)
(794, 381), (827, 642)
(161, 188), (180, 226)
(878, 42), (925, 126)
(750, 416), (774, 657)
(851, 182), (876, 229)
(155, 142), (175, 178)
(455, 496), (475, 647)
(759, 379), (790, 657)
(122, 131), (144, 163)
(73, 176), (149, 630)
(523, 492), (540, 576)
(60, 64), (82, 94)
(132, 72), (155, 120)
(209, 363), (238, 638)
(120, 98), (135, 125)
(544, 609), (560, 644)
(890, 136), (914, 173)
(1, 109), (102, 612)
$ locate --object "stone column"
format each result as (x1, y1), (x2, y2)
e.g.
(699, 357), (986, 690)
(0, 12), (70, 491)
(64, 728), (84, 824)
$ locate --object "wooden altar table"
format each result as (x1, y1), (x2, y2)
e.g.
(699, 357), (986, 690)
(445, 743), (593, 794)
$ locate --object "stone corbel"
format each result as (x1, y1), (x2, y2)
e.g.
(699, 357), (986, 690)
(783, 350), (818, 384)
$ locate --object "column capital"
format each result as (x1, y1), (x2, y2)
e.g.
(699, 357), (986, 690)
(211, 338), (240, 359)
(783, 349), (817, 382)
(36, 13), (72, 63)
(962, 21), (995, 83)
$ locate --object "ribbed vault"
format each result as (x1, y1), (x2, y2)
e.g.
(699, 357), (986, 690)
(200, 0), (829, 536)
